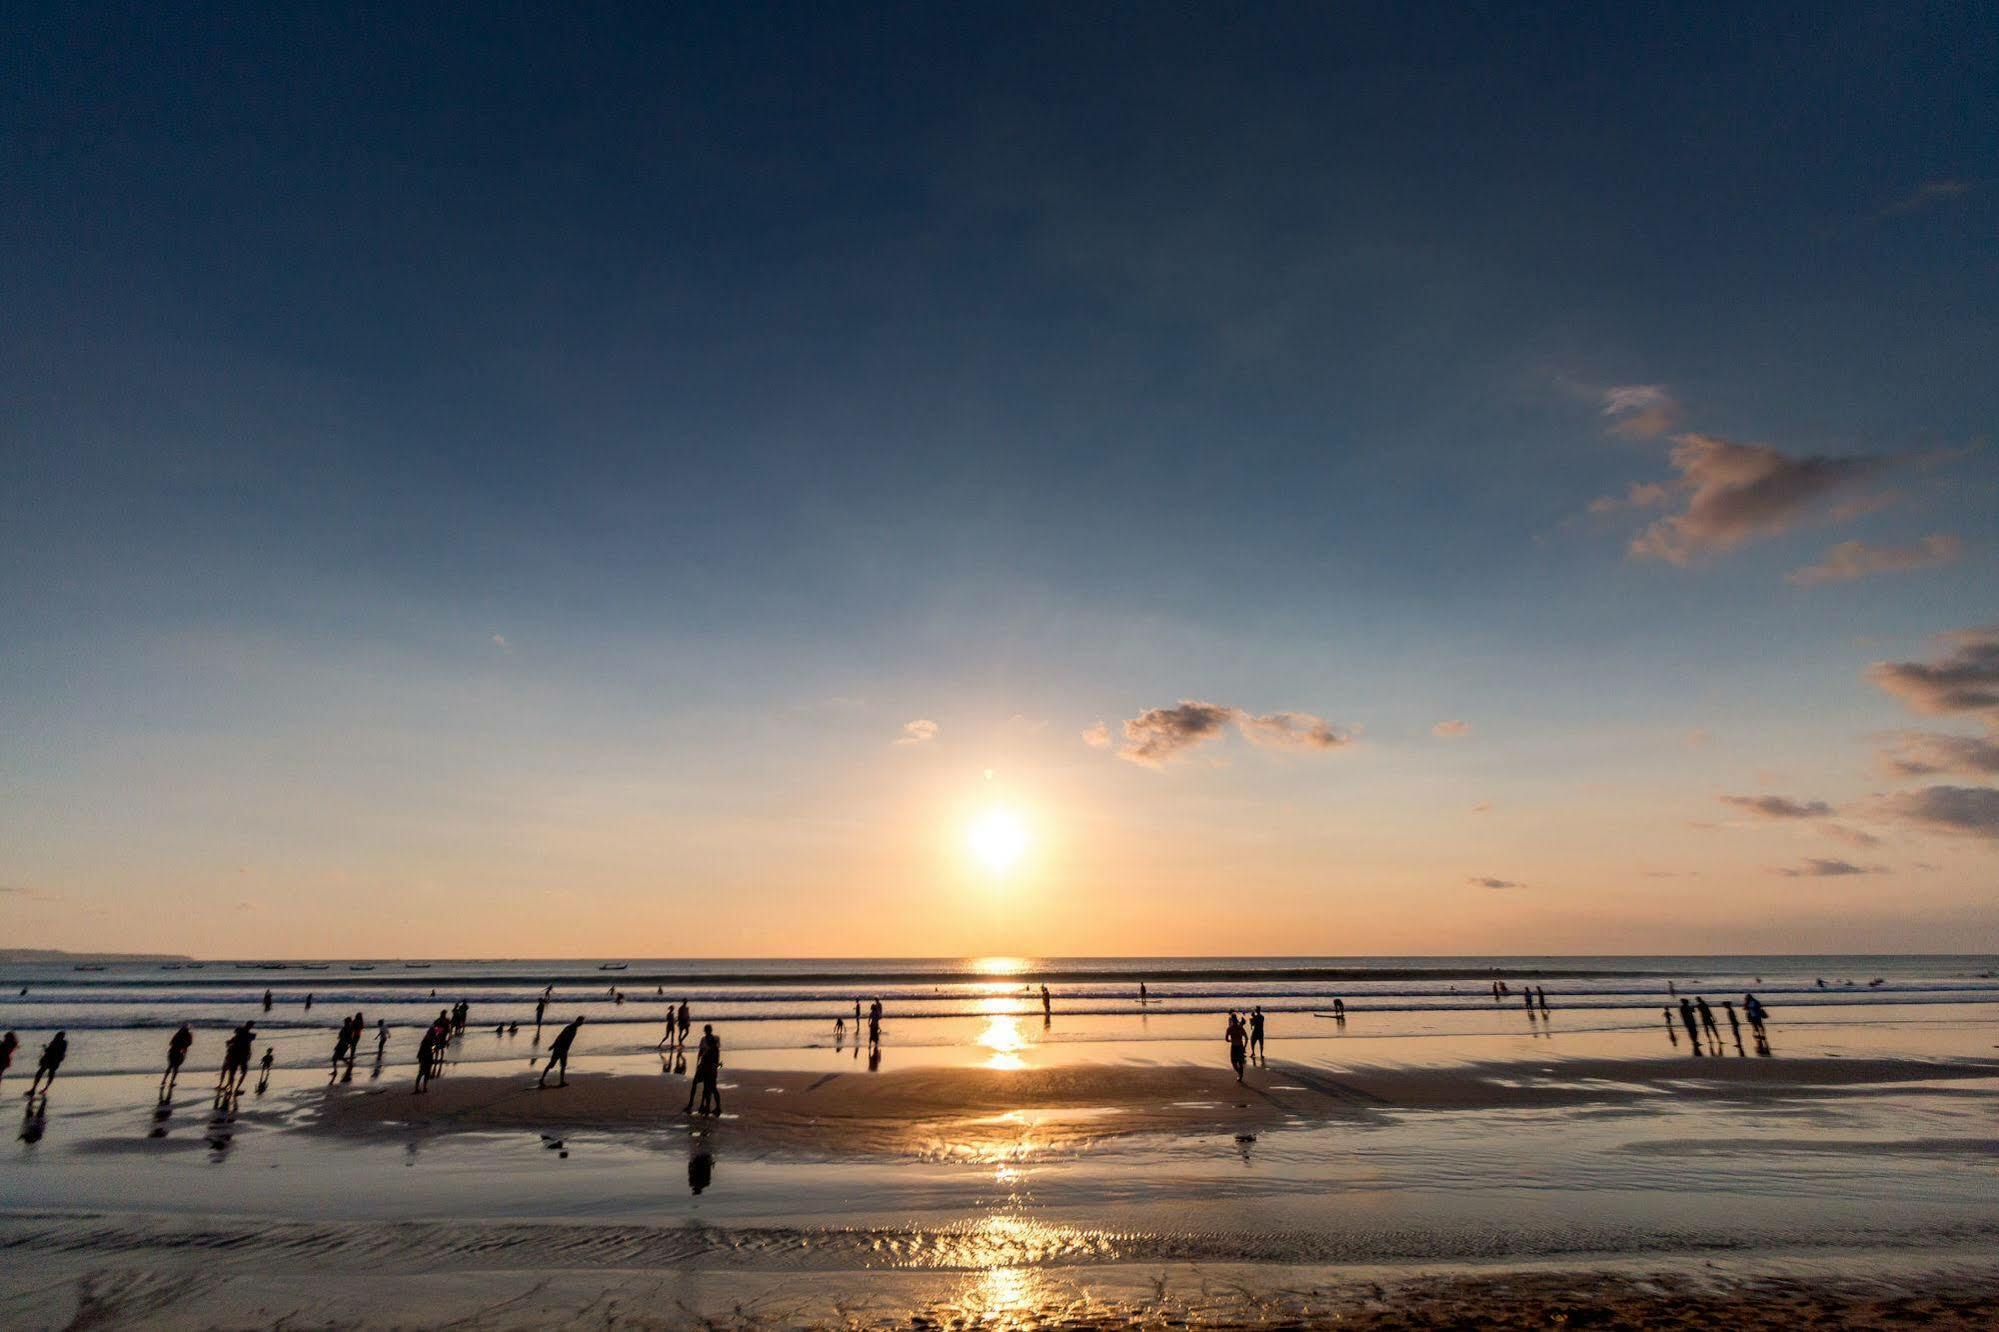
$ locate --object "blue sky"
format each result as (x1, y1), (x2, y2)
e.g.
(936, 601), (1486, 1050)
(3, 6), (1995, 955)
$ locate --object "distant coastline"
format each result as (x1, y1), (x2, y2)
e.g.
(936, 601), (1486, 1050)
(0, 948), (193, 964)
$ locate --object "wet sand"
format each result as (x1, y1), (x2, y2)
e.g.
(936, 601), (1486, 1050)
(302, 1053), (1999, 1159)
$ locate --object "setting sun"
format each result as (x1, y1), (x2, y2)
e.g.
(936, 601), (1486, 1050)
(967, 808), (1030, 874)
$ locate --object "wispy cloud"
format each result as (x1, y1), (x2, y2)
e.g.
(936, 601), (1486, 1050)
(894, 719), (939, 746)
(1787, 534), (1961, 586)
(1720, 794), (1834, 820)
(1878, 731), (1999, 778)
(1773, 858), (1882, 878)
(490, 633), (511, 652)
(1880, 178), (1974, 217)
(1620, 435), (1884, 564)
(1115, 700), (1353, 766)
(1468, 875), (1523, 889)
(1080, 721), (1111, 749)
(1875, 786), (1999, 841)
(1866, 625), (1999, 721)
(1821, 823), (1883, 849)
(1431, 719), (1472, 738)
(1600, 385), (1682, 440)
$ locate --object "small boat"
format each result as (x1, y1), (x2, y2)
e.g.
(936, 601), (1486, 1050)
(402, 962), (431, 969)
(73, 964), (106, 972)
(348, 964), (376, 972)
(300, 964), (329, 971)
(598, 963), (629, 972)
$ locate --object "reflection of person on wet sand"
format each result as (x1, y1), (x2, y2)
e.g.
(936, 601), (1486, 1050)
(162, 1023), (193, 1098)
(683, 1024), (722, 1115)
(538, 1016), (584, 1088)
(688, 1145), (714, 1194)
(27, 1031), (68, 1096)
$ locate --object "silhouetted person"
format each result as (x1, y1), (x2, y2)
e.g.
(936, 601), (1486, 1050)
(1537, 986), (1550, 1015)
(539, 1016), (584, 1087)
(534, 994), (548, 1036)
(0, 1030), (16, 1087)
(1696, 996), (1720, 1043)
(1139, 982), (1147, 1003)
(26, 1031), (68, 1095)
(1677, 998), (1702, 1052)
(1523, 990), (1536, 1019)
(1250, 1007), (1265, 1060)
(304, 992), (313, 1012)
(263, 989), (274, 1013)
(218, 1022), (255, 1095)
(257, 1048), (274, 1093)
(1040, 984), (1051, 1019)
(1226, 1015), (1247, 1083)
(162, 1023), (193, 1097)
(1332, 998), (1346, 1022)
(1724, 1001), (1743, 1050)
(376, 1020), (389, 1057)
(685, 1024), (722, 1115)
(1663, 1007), (1679, 1046)
(1744, 993), (1769, 1038)
(677, 1001), (691, 1046)
(415, 1023), (440, 1093)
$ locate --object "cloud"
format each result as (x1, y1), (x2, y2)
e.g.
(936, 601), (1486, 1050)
(1236, 710), (1351, 752)
(1081, 721), (1111, 749)
(1880, 179), (1973, 217)
(1587, 480), (1674, 515)
(1601, 385), (1682, 440)
(1879, 731), (1999, 778)
(1470, 801), (1493, 813)
(1786, 534), (1961, 586)
(1875, 785), (1999, 841)
(1624, 435), (1885, 564)
(894, 719), (939, 746)
(1431, 719), (1472, 738)
(1115, 700), (1353, 765)
(1820, 823), (1883, 849)
(1468, 875), (1523, 889)
(1118, 700), (1239, 765)
(1866, 625), (1999, 721)
(1773, 859), (1883, 878)
(1720, 794), (1834, 820)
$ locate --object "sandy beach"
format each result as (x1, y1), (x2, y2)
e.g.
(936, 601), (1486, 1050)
(8, 956), (1999, 1328)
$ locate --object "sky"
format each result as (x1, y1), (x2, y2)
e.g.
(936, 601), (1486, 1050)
(2, 5), (1996, 958)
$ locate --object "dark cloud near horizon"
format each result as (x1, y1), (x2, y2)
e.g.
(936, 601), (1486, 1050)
(1468, 875), (1523, 889)
(1879, 730), (1999, 778)
(1616, 434), (1884, 565)
(1867, 625), (1999, 722)
(1117, 700), (1350, 765)
(1721, 793), (1834, 820)
(1773, 858), (1881, 878)
(1876, 785), (1999, 841)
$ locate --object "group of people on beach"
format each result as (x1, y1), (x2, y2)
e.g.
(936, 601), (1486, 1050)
(1224, 1007), (1267, 1080)
(1665, 992), (1770, 1056)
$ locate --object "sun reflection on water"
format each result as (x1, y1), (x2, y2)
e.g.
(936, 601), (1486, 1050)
(977, 1012), (1030, 1071)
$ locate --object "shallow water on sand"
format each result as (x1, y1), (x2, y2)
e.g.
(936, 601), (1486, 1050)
(4, 971), (1999, 1327)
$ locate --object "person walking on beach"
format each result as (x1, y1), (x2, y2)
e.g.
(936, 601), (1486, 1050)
(330, 1018), (353, 1082)
(1523, 989), (1537, 1019)
(534, 993), (548, 1038)
(375, 1020), (389, 1058)
(1536, 986), (1550, 1015)
(684, 1024), (722, 1115)
(263, 988), (273, 1013)
(0, 1031), (16, 1087)
(1250, 1007), (1266, 1060)
(161, 1023), (194, 1098)
(304, 992), (313, 1012)
(219, 1022), (255, 1095)
(538, 1016), (584, 1088)
(1695, 996), (1721, 1043)
(1743, 993), (1768, 1039)
(257, 1046), (274, 1093)
(677, 1000), (691, 1047)
(415, 1022), (440, 1093)
(1662, 1007), (1679, 1046)
(1677, 998), (1702, 1052)
(26, 1031), (68, 1096)
(1226, 1014), (1248, 1083)
(1723, 1001), (1743, 1050)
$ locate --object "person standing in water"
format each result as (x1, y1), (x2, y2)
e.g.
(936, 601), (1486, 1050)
(27, 1031), (69, 1095)
(1138, 981), (1147, 1004)
(1040, 984), (1052, 1021)
(534, 993), (548, 1037)
(263, 989), (273, 1013)
(161, 1023), (193, 1098)
(1662, 1007), (1679, 1046)
(684, 1024), (722, 1115)
(538, 1016), (584, 1088)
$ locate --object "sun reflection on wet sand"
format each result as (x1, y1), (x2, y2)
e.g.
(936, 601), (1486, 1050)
(977, 1012), (1030, 1070)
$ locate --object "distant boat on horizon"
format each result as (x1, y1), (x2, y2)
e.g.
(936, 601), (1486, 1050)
(598, 963), (629, 971)
(73, 964), (106, 971)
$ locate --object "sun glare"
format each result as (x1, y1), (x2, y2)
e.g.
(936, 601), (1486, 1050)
(967, 808), (1029, 874)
